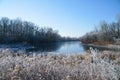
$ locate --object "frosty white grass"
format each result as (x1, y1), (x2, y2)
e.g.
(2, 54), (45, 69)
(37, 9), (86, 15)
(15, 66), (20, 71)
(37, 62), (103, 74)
(0, 48), (119, 80)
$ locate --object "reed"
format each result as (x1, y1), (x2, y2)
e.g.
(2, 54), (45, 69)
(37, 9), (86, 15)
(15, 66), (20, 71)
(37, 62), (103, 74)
(0, 48), (119, 80)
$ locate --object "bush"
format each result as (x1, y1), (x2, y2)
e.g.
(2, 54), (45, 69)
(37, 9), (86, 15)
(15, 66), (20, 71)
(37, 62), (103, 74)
(0, 48), (119, 80)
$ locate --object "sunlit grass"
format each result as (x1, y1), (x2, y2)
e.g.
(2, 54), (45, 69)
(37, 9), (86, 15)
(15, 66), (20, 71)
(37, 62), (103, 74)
(0, 48), (119, 80)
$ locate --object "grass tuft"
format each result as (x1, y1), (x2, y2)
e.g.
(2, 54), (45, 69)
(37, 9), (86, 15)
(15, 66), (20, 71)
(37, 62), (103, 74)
(0, 48), (119, 80)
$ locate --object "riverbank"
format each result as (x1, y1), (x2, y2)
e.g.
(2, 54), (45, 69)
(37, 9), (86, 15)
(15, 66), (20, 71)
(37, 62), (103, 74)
(82, 42), (120, 51)
(0, 49), (119, 80)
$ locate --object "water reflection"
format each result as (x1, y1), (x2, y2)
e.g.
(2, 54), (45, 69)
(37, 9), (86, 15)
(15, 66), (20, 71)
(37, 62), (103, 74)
(55, 41), (84, 54)
(1, 41), (112, 54)
(26, 42), (63, 52)
(26, 41), (85, 54)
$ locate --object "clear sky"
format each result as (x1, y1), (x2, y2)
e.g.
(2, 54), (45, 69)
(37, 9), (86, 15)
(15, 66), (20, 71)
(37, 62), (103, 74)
(0, 0), (120, 37)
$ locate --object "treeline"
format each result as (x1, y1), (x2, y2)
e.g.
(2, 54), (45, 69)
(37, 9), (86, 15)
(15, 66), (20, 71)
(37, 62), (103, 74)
(80, 17), (120, 44)
(0, 17), (62, 44)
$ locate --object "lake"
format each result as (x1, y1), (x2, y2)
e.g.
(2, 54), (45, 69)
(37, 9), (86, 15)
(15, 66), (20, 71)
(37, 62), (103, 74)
(0, 41), (110, 54)
(26, 41), (85, 54)
(23, 41), (111, 54)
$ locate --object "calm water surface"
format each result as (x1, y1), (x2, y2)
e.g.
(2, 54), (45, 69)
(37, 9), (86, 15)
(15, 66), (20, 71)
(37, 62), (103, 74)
(27, 41), (85, 54)
(0, 41), (110, 54)
(26, 41), (86, 54)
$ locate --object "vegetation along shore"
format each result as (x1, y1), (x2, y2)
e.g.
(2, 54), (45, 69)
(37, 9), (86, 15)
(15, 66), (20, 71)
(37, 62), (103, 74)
(0, 17), (79, 45)
(80, 16), (120, 51)
(0, 48), (119, 80)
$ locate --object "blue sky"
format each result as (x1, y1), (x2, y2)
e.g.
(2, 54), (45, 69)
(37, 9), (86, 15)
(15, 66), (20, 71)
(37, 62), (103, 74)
(0, 0), (120, 37)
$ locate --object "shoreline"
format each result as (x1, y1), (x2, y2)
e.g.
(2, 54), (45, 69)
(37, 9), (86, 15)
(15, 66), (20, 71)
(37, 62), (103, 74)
(82, 43), (120, 51)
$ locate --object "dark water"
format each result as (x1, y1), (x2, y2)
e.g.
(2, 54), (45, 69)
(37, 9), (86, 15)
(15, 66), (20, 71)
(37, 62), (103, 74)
(26, 41), (85, 54)
(26, 41), (110, 54)
(0, 41), (111, 54)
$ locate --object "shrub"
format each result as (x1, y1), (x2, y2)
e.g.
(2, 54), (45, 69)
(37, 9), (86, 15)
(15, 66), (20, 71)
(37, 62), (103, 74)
(0, 48), (119, 80)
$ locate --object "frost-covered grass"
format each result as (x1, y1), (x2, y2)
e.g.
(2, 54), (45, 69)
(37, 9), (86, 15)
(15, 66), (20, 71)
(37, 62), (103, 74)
(0, 48), (120, 80)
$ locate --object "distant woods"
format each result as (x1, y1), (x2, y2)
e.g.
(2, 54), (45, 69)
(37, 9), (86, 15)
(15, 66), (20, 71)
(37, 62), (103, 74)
(80, 16), (120, 45)
(0, 17), (62, 44)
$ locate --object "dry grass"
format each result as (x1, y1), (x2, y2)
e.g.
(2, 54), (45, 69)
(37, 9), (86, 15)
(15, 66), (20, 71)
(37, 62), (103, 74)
(0, 48), (119, 80)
